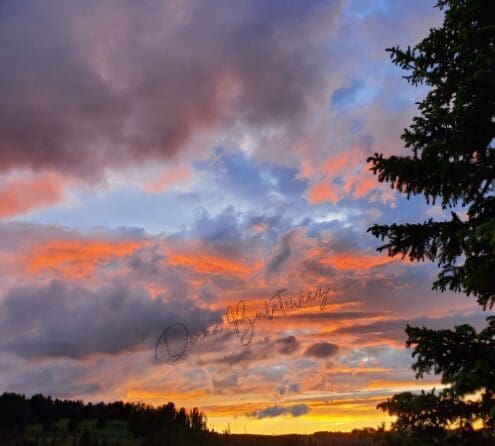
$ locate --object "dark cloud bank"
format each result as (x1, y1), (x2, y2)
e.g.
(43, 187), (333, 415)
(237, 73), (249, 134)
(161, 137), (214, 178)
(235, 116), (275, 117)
(247, 403), (309, 419)
(0, 280), (221, 359)
(305, 342), (338, 358)
(0, 0), (341, 178)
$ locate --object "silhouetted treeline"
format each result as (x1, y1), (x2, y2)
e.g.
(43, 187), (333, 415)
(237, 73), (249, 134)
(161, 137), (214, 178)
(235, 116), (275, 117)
(0, 393), (384, 445)
(0, 391), (207, 444)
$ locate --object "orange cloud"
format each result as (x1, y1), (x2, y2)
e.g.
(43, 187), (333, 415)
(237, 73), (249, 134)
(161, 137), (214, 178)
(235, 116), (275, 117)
(27, 239), (144, 278)
(310, 248), (394, 271)
(166, 251), (251, 276)
(304, 147), (394, 205)
(322, 150), (357, 176)
(366, 379), (439, 390)
(352, 175), (377, 198)
(0, 172), (67, 218)
(143, 166), (189, 193)
(307, 181), (338, 204)
(324, 253), (393, 271)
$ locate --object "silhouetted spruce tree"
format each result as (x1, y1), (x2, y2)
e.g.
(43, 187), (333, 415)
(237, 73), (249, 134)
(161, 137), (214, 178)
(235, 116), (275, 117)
(367, 0), (495, 442)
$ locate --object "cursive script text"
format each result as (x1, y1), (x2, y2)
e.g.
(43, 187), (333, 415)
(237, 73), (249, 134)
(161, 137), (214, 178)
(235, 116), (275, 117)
(155, 286), (331, 364)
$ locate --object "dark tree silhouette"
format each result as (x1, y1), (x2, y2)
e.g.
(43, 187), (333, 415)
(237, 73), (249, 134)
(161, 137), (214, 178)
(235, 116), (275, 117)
(190, 407), (206, 431)
(368, 0), (495, 442)
(0, 392), (209, 445)
(163, 402), (176, 424)
(175, 407), (190, 428)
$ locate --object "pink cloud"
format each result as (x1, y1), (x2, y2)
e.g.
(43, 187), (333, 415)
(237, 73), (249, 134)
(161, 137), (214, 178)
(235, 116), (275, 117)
(26, 239), (146, 279)
(0, 172), (68, 218)
(302, 146), (395, 205)
(0, 1), (342, 180)
(143, 166), (190, 194)
(307, 181), (339, 204)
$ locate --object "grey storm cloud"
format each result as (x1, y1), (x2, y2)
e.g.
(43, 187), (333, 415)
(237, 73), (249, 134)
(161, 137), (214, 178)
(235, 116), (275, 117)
(213, 335), (300, 366)
(305, 342), (338, 358)
(277, 335), (300, 355)
(0, 280), (222, 359)
(265, 230), (301, 276)
(247, 403), (309, 419)
(0, 0), (342, 178)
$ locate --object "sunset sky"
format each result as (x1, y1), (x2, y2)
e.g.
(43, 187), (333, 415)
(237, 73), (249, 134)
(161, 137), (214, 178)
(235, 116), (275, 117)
(0, 0), (488, 435)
